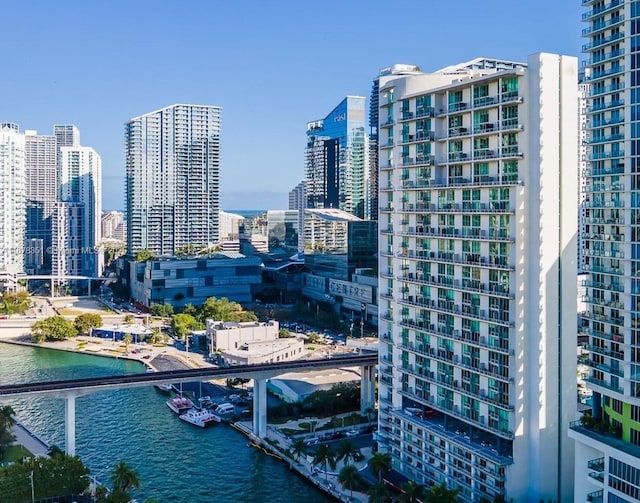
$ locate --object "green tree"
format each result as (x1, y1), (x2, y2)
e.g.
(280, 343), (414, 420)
(148, 327), (164, 345)
(123, 314), (134, 324)
(278, 328), (292, 338)
(31, 316), (78, 343)
(198, 296), (257, 323)
(171, 313), (198, 340)
(335, 440), (360, 466)
(291, 438), (306, 462)
(183, 303), (197, 316)
(110, 460), (141, 496)
(400, 480), (425, 503)
(367, 481), (391, 503)
(123, 333), (132, 352)
(312, 443), (336, 482)
(425, 482), (460, 502)
(149, 303), (174, 317)
(368, 452), (392, 483)
(307, 332), (322, 344)
(0, 406), (15, 432)
(135, 249), (154, 262)
(338, 464), (363, 499)
(74, 313), (103, 335)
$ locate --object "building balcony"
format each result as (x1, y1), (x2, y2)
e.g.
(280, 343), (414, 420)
(585, 166), (625, 177)
(586, 490), (603, 503)
(585, 65), (625, 82)
(570, 420), (640, 462)
(473, 149), (496, 160)
(585, 344), (624, 361)
(395, 249), (514, 271)
(473, 96), (497, 108)
(448, 126), (470, 138)
(583, 199), (624, 208)
(500, 92), (523, 104)
(501, 118), (523, 131)
(582, 31), (624, 51)
(587, 457), (605, 472)
(473, 122), (497, 134)
(584, 182), (625, 192)
(584, 359), (624, 378)
(448, 152), (469, 162)
(582, 280), (623, 293)
(399, 111), (414, 121)
(415, 107), (435, 118)
(582, 15), (624, 36)
(587, 471), (605, 484)
(587, 99), (624, 113)
(590, 118), (624, 129)
(396, 394), (515, 441)
(448, 102), (468, 113)
(500, 146), (523, 158)
(585, 376), (623, 394)
(401, 155), (435, 167)
(582, 0), (622, 21)
(588, 133), (624, 144)
(584, 48), (624, 66)
(380, 119), (394, 128)
(588, 82), (625, 97)
(582, 264), (624, 276)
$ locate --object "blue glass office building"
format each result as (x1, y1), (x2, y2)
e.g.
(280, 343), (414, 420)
(306, 96), (368, 219)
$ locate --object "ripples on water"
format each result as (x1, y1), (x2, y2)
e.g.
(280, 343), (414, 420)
(0, 343), (330, 502)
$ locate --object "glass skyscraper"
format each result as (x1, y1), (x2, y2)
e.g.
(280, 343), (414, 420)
(305, 96), (369, 219)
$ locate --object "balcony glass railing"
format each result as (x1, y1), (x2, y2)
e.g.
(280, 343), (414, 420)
(582, 31), (624, 51)
(582, 15), (624, 36)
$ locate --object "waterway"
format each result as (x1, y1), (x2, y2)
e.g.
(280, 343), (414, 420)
(0, 342), (331, 502)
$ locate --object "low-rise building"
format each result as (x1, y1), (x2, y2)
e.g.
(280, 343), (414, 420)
(126, 252), (263, 310)
(92, 323), (152, 341)
(268, 367), (361, 403)
(219, 338), (304, 366)
(206, 319), (279, 352)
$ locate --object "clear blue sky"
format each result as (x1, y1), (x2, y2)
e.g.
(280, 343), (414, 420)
(1, 1), (582, 211)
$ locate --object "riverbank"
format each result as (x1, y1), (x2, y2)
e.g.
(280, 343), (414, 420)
(232, 421), (369, 503)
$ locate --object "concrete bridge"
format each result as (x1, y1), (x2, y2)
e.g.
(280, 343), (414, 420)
(0, 354), (378, 455)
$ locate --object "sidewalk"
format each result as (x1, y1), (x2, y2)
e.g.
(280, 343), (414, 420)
(235, 420), (369, 503)
(11, 420), (50, 457)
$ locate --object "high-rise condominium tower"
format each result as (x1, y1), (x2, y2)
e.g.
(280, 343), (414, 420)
(53, 146), (102, 277)
(125, 104), (221, 257)
(570, 2), (640, 502)
(0, 123), (26, 289)
(24, 130), (57, 272)
(305, 96), (369, 219)
(377, 54), (577, 502)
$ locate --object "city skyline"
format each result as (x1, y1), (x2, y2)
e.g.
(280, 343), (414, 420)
(0, 1), (581, 212)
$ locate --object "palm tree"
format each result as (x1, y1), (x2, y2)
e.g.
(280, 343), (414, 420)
(0, 405), (16, 431)
(111, 459), (141, 496)
(312, 443), (336, 482)
(367, 480), (391, 502)
(335, 440), (360, 466)
(291, 438), (306, 462)
(400, 480), (425, 502)
(368, 451), (392, 483)
(123, 333), (132, 352)
(425, 482), (460, 502)
(337, 464), (363, 499)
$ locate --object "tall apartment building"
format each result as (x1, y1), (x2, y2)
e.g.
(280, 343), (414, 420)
(0, 123), (26, 289)
(54, 124), (80, 150)
(305, 96), (369, 219)
(54, 145), (102, 278)
(101, 210), (126, 241)
(125, 104), (221, 257)
(570, 2), (640, 502)
(377, 54), (578, 502)
(24, 130), (57, 272)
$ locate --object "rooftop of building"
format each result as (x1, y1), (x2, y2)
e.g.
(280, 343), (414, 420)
(304, 208), (363, 222)
(270, 367), (361, 395)
(206, 319), (279, 330)
(128, 103), (222, 121)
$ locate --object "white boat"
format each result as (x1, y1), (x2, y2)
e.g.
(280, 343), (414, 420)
(166, 396), (195, 415)
(155, 383), (174, 393)
(178, 408), (221, 428)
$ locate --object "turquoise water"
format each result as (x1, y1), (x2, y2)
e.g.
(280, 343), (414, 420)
(0, 343), (330, 502)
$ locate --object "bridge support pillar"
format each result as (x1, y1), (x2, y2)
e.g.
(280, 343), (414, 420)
(65, 394), (76, 456)
(360, 365), (375, 416)
(253, 378), (268, 439)
(88, 280), (92, 297)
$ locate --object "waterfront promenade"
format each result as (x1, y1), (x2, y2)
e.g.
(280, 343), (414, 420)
(11, 420), (49, 457)
(235, 420), (370, 503)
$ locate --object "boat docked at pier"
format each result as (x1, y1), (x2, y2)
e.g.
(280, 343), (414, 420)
(179, 408), (221, 428)
(155, 383), (174, 393)
(166, 396), (194, 415)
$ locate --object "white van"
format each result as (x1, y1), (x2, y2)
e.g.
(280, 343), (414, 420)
(215, 403), (235, 415)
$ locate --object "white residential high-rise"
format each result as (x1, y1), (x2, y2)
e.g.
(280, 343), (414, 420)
(377, 54), (578, 502)
(570, 2), (640, 502)
(54, 124), (80, 149)
(101, 210), (126, 241)
(54, 145), (102, 277)
(24, 129), (57, 272)
(125, 104), (221, 257)
(0, 123), (26, 289)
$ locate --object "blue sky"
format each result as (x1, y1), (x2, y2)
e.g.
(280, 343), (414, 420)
(1, 1), (582, 211)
